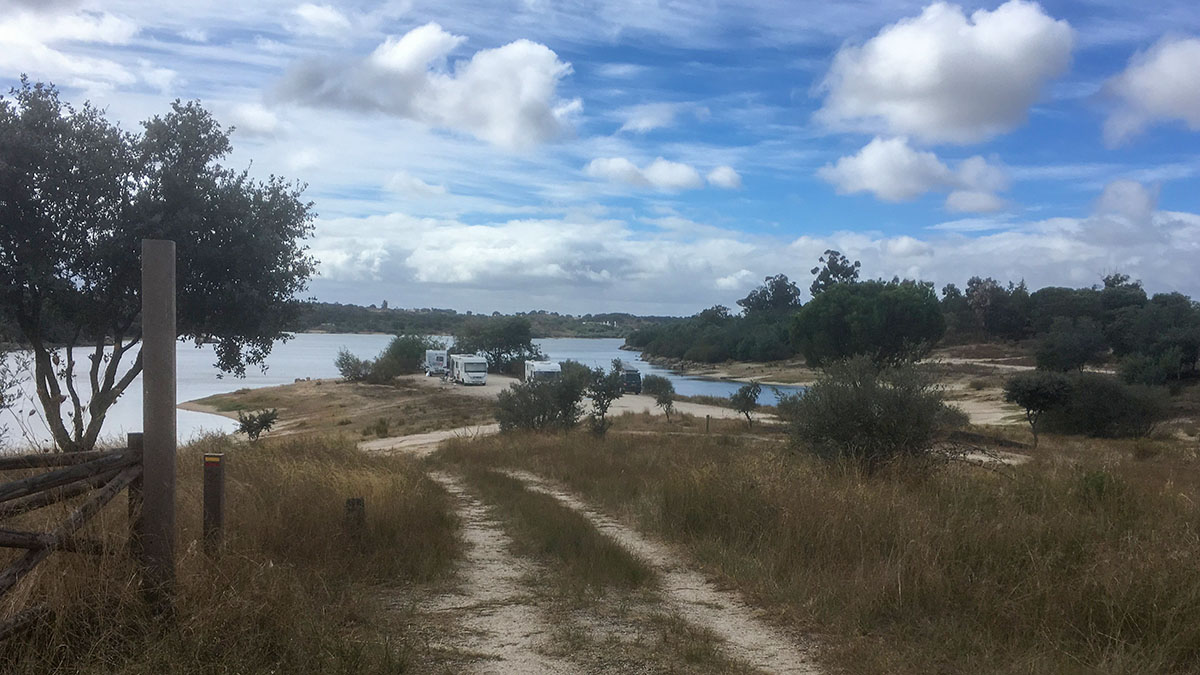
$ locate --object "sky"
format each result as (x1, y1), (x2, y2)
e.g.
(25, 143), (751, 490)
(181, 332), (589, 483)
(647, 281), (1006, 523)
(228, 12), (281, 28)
(2, 0), (1199, 316)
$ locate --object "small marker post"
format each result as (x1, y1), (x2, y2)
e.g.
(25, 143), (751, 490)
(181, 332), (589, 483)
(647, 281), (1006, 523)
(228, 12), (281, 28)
(202, 453), (225, 556)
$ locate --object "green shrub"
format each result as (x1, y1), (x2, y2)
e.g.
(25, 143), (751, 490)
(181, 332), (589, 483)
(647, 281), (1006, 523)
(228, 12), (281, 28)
(333, 335), (444, 384)
(1035, 317), (1107, 371)
(236, 409), (278, 440)
(641, 374), (676, 421)
(1003, 371), (1072, 447)
(496, 376), (587, 432)
(333, 348), (371, 382)
(1119, 347), (1184, 387)
(729, 382), (761, 428)
(778, 356), (952, 472)
(1041, 373), (1167, 438)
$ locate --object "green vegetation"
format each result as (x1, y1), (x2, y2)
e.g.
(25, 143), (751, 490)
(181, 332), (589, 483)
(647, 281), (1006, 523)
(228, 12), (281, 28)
(496, 375), (587, 431)
(1003, 371), (1072, 446)
(778, 357), (958, 472)
(442, 429), (1200, 674)
(335, 335), (445, 383)
(235, 408), (278, 440)
(3, 435), (458, 673)
(1041, 373), (1168, 438)
(452, 316), (542, 374)
(1035, 317), (1107, 371)
(790, 279), (945, 366)
(0, 80), (316, 452)
(293, 302), (673, 338)
(641, 374), (676, 421)
(586, 360), (626, 435)
(729, 382), (761, 428)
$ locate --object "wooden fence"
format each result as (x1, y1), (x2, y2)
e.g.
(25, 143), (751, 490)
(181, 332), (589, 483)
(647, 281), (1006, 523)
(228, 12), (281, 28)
(0, 239), (178, 640)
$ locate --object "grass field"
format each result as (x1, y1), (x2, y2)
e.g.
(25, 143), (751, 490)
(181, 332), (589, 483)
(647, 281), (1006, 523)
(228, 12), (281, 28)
(434, 419), (1200, 674)
(1, 435), (459, 674)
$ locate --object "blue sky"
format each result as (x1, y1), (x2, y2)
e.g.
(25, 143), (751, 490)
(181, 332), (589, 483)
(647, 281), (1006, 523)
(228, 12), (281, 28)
(2, 0), (1199, 315)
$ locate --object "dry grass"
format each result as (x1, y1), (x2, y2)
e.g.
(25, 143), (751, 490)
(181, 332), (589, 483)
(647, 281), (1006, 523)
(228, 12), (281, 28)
(1, 434), (459, 673)
(189, 377), (494, 439)
(435, 426), (1200, 674)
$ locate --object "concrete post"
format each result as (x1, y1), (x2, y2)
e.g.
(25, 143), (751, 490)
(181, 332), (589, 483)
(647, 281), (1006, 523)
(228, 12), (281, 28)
(141, 239), (176, 596)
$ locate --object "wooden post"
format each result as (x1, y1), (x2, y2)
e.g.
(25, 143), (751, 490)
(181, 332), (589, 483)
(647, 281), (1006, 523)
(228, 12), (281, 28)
(203, 454), (225, 555)
(706, 415), (711, 433)
(127, 433), (143, 557)
(141, 240), (176, 598)
(344, 497), (365, 542)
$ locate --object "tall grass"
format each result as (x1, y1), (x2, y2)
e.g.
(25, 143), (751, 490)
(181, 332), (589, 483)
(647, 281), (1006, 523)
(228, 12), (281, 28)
(437, 430), (1200, 674)
(1, 435), (458, 673)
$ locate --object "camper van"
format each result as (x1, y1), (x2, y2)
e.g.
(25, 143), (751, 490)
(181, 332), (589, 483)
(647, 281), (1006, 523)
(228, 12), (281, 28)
(523, 360), (561, 382)
(621, 367), (642, 394)
(424, 349), (449, 376)
(450, 354), (488, 385)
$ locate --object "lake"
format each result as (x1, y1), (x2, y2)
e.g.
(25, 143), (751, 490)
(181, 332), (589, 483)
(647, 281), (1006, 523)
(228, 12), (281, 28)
(1, 334), (801, 449)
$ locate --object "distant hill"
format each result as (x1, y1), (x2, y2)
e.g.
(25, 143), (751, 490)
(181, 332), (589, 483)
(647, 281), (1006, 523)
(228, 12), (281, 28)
(288, 302), (676, 338)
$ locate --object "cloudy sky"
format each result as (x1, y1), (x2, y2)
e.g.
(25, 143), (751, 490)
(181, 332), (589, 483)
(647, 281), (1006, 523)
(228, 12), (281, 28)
(3, 0), (1199, 315)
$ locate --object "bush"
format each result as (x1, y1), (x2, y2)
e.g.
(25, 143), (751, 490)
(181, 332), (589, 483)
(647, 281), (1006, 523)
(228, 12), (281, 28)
(333, 348), (371, 382)
(1119, 347), (1184, 387)
(236, 408), (278, 440)
(586, 361), (626, 436)
(1003, 371), (1072, 447)
(641, 374), (676, 421)
(729, 382), (761, 428)
(496, 376), (587, 432)
(1041, 373), (1167, 438)
(1035, 317), (1107, 371)
(778, 356), (952, 472)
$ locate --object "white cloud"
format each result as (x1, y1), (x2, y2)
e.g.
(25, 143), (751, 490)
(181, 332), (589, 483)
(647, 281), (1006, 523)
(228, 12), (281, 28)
(0, 9), (139, 89)
(1104, 35), (1200, 145)
(289, 3), (352, 38)
(706, 165), (743, 189)
(586, 157), (705, 191)
(138, 60), (176, 93)
(307, 179), (1200, 314)
(817, 0), (1073, 144)
(277, 22), (579, 150)
(385, 170), (448, 198)
(618, 102), (679, 133)
(818, 137), (1009, 211)
(229, 103), (280, 136)
(179, 28), (208, 43)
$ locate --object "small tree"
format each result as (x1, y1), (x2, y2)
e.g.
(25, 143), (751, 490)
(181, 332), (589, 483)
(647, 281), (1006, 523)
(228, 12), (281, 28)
(453, 317), (542, 374)
(1002, 371), (1071, 447)
(809, 249), (861, 296)
(737, 274), (803, 314)
(334, 348), (372, 382)
(586, 360), (626, 436)
(730, 382), (762, 428)
(496, 377), (586, 432)
(642, 374), (676, 422)
(237, 408), (278, 441)
(778, 357), (952, 473)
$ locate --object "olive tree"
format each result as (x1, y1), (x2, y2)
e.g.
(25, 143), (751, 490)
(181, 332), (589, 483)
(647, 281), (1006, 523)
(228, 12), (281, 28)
(1002, 371), (1070, 447)
(730, 381), (761, 428)
(585, 359), (626, 435)
(0, 80), (316, 452)
(642, 374), (676, 421)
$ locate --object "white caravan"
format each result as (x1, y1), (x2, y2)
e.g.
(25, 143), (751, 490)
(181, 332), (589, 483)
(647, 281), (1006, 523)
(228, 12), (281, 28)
(450, 354), (488, 385)
(523, 360), (561, 382)
(424, 349), (449, 376)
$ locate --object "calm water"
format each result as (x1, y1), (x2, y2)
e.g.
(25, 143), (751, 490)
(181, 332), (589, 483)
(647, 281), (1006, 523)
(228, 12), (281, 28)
(1, 334), (801, 449)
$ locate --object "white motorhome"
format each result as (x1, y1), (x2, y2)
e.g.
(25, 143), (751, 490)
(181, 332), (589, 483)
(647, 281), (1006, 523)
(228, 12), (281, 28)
(424, 349), (449, 376)
(450, 354), (488, 385)
(523, 360), (561, 382)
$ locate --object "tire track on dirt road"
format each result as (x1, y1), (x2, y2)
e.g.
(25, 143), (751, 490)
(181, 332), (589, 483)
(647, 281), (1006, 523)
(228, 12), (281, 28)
(501, 469), (822, 675)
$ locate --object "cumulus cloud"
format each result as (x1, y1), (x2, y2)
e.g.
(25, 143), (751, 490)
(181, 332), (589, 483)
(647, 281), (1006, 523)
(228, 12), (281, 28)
(275, 22), (580, 150)
(586, 157), (741, 191)
(308, 179), (1200, 314)
(289, 3), (352, 38)
(229, 103), (280, 137)
(817, 0), (1073, 144)
(0, 8), (139, 89)
(818, 137), (1009, 211)
(706, 165), (743, 189)
(385, 170), (448, 198)
(1104, 35), (1200, 146)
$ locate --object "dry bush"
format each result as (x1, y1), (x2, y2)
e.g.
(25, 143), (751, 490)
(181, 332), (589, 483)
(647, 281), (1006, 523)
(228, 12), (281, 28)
(437, 431), (1200, 674)
(1, 434), (458, 673)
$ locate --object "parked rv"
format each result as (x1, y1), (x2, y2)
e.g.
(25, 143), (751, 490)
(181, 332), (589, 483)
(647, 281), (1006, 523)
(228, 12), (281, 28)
(424, 349), (449, 376)
(523, 360), (562, 382)
(621, 367), (642, 394)
(450, 354), (488, 385)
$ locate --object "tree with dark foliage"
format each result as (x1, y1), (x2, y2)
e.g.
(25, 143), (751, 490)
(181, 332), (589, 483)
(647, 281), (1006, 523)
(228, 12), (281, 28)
(0, 80), (316, 452)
